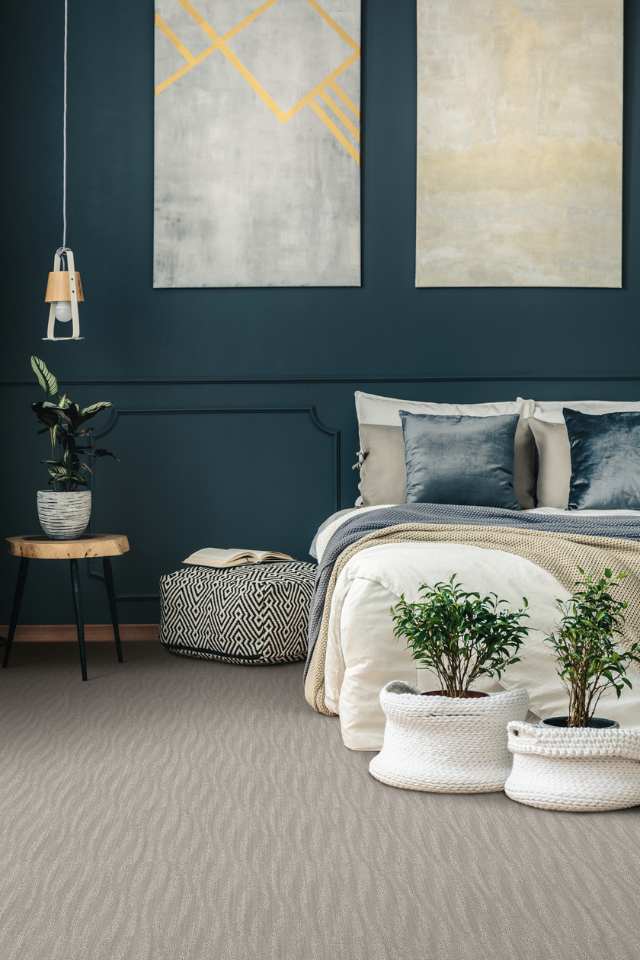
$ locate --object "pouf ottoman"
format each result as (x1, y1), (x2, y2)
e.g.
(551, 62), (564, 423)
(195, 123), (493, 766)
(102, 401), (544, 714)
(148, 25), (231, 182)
(160, 561), (316, 664)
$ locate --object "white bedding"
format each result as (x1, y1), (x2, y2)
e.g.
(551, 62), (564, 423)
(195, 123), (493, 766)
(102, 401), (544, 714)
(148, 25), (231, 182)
(312, 507), (640, 750)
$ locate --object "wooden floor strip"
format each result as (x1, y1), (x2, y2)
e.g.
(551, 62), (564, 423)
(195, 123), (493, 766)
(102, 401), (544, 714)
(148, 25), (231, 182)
(0, 624), (159, 643)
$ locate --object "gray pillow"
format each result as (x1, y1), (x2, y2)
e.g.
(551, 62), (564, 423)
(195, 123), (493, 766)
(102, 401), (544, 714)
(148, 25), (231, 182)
(565, 408), (640, 510)
(527, 418), (571, 509)
(400, 412), (521, 509)
(358, 418), (535, 509)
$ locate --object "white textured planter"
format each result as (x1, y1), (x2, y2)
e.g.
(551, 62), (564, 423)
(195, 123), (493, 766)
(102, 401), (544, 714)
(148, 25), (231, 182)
(369, 682), (529, 793)
(37, 490), (92, 540)
(505, 722), (640, 812)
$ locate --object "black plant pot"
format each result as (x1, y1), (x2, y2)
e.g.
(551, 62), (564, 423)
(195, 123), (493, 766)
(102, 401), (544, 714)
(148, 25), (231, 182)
(542, 716), (619, 729)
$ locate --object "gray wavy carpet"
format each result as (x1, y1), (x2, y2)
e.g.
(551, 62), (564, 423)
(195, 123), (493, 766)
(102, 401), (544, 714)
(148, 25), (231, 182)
(1, 642), (638, 960)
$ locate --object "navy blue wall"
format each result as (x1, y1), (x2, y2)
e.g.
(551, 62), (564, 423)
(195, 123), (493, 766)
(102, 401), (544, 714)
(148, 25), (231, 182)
(1, 1), (639, 623)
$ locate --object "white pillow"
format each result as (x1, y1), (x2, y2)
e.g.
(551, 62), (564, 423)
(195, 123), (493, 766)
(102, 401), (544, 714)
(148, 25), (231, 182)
(357, 391), (533, 425)
(522, 398), (640, 424)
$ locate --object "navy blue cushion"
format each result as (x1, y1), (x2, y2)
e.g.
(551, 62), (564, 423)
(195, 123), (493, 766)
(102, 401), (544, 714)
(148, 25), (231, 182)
(400, 412), (521, 510)
(565, 408), (640, 510)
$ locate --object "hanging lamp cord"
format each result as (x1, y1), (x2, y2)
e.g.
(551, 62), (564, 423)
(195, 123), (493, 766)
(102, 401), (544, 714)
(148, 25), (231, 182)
(62, 0), (68, 251)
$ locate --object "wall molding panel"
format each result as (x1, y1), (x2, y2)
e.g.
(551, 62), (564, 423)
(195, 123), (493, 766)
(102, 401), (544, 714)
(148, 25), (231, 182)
(4, 376), (640, 622)
(86, 403), (342, 604)
(5, 375), (640, 387)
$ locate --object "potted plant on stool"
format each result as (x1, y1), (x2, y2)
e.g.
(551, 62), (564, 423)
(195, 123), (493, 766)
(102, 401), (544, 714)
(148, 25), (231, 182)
(505, 569), (640, 811)
(369, 576), (530, 793)
(30, 356), (114, 539)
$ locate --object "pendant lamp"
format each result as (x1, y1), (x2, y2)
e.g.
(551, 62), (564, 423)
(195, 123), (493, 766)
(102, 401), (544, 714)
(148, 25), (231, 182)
(44, 0), (84, 341)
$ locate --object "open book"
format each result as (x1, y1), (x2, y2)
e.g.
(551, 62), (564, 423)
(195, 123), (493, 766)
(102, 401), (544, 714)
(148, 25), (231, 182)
(183, 547), (294, 569)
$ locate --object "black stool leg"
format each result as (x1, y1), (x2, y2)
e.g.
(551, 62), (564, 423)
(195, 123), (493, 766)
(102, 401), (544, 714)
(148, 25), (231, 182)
(70, 559), (88, 681)
(2, 557), (29, 669)
(102, 558), (123, 663)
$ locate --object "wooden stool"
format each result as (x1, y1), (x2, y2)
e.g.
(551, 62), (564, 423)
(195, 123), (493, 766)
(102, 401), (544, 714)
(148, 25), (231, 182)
(3, 535), (130, 681)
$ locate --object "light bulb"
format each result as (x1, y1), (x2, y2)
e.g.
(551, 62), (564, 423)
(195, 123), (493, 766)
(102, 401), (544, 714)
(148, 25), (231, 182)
(54, 301), (73, 322)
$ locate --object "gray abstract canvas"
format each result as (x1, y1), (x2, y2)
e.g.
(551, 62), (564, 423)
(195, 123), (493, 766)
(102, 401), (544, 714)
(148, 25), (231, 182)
(154, 0), (361, 287)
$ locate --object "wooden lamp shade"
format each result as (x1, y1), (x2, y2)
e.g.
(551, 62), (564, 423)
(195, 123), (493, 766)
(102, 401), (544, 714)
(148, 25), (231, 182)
(44, 270), (84, 303)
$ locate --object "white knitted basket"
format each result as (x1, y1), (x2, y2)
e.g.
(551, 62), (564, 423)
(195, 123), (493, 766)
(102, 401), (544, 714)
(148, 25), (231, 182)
(505, 722), (640, 812)
(369, 682), (529, 793)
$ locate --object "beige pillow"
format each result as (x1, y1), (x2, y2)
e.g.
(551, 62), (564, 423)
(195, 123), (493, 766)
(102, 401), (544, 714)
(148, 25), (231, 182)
(358, 418), (536, 509)
(358, 424), (406, 505)
(527, 419), (571, 509)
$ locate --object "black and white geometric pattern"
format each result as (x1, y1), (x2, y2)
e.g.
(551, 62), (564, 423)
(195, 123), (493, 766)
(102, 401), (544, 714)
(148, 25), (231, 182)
(160, 561), (317, 665)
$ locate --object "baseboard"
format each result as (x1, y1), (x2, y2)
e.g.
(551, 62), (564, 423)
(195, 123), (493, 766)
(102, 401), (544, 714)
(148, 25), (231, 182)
(0, 624), (159, 643)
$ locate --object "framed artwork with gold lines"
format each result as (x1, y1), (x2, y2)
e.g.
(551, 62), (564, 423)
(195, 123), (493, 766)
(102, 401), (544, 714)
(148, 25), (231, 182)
(416, 0), (623, 288)
(154, 0), (361, 287)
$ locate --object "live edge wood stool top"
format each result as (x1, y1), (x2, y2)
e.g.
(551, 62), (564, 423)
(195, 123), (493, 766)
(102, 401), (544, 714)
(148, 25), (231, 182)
(6, 535), (130, 560)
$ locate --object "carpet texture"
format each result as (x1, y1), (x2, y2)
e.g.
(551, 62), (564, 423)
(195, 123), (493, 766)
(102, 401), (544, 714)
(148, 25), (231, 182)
(1, 642), (638, 960)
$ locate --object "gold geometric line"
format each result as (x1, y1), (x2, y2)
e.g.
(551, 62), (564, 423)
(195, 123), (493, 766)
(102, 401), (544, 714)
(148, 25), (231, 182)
(178, 0), (287, 119)
(283, 50), (359, 121)
(155, 42), (219, 95)
(223, 46), (288, 120)
(318, 89), (359, 142)
(155, 13), (196, 64)
(223, 0), (279, 42)
(157, 0), (363, 170)
(178, 0), (219, 41)
(156, 61), (195, 96)
(327, 78), (359, 118)
(309, 99), (360, 165)
(307, 0), (360, 53)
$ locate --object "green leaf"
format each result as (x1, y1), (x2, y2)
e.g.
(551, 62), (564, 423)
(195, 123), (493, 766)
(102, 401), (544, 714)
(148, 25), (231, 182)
(31, 401), (58, 429)
(80, 401), (112, 419)
(30, 356), (58, 396)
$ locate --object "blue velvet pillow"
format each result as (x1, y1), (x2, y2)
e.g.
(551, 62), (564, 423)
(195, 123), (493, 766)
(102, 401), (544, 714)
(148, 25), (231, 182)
(400, 412), (521, 509)
(565, 408), (640, 510)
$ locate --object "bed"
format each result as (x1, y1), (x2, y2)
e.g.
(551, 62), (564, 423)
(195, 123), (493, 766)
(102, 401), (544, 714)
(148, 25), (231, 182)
(303, 386), (640, 750)
(305, 504), (640, 750)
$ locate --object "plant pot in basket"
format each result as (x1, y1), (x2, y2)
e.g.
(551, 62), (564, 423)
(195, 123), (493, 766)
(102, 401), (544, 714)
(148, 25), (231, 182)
(370, 682), (529, 793)
(374, 575), (531, 791)
(505, 721), (640, 812)
(505, 569), (640, 812)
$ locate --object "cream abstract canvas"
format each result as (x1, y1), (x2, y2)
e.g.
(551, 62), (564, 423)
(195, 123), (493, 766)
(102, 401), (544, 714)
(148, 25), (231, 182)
(416, 0), (623, 288)
(154, 0), (361, 287)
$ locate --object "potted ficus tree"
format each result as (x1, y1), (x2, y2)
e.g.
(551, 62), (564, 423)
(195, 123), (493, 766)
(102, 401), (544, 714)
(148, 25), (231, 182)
(505, 569), (640, 812)
(543, 568), (639, 728)
(31, 356), (115, 539)
(369, 576), (531, 793)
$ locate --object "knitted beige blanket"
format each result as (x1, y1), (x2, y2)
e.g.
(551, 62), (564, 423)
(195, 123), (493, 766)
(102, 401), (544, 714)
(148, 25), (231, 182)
(304, 523), (640, 715)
